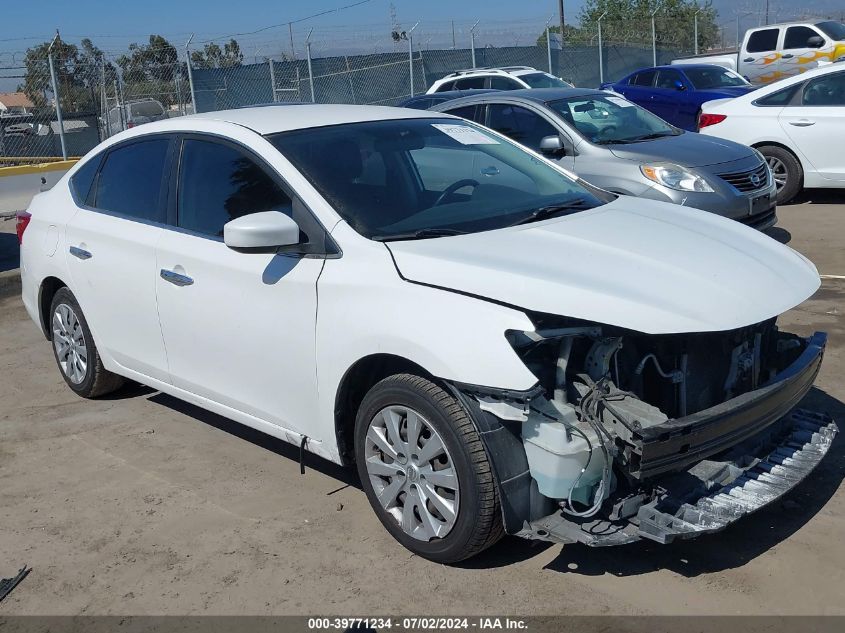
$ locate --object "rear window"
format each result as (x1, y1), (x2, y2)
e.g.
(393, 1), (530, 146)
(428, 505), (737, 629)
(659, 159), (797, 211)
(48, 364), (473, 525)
(754, 83), (801, 106)
(684, 67), (749, 89)
(93, 138), (170, 221)
(746, 28), (779, 53)
(630, 70), (656, 86)
(518, 73), (569, 88)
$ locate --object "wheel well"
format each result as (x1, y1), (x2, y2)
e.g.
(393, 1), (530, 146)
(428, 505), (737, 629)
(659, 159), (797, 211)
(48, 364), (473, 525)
(39, 276), (66, 340)
(334, 354), (433, 465)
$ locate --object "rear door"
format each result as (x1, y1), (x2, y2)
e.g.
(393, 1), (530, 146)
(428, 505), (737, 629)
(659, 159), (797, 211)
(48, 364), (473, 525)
(779, 70), (845, 181)
(615, 70), (656, 109)
(64, 135), (174, 381)
(155, 135), (327, 435)
(742, 27), (782, 83)
(651, 68), (693, 127)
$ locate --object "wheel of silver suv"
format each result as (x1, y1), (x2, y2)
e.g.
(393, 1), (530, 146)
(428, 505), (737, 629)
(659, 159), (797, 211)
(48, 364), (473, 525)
(354, 373), (503, 563)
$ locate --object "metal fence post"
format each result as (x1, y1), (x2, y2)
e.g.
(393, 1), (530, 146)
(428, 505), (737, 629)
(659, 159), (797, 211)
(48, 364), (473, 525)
(306, 29), (315, 103)
(268, 58), (277, 102)
(694, 7), (701, 55)
(597, 12), (607, 85)
(185, 35), (197, 114)
(651, 6), (659, 66)
(345, 56), (356, 104)
(546, 19), (553, 73)
(470, 21), (479, 68)
(409, 22), (419, 97)
(47, 35), (67, 160)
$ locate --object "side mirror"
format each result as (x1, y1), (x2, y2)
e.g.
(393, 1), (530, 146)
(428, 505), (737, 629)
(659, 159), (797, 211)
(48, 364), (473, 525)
(539, 134), (565, 156)
(807, 35), (825, 49)
(223, 211), (301, 249)
(673, 79), (686, 91)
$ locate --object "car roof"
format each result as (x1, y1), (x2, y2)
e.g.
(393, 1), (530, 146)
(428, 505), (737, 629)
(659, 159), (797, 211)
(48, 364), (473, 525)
(437, 87), (607, 105)
(140, 104), (454, 135)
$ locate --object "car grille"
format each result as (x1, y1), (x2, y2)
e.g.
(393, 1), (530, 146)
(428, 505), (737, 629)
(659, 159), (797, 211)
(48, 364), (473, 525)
(718, 162), (769, 192)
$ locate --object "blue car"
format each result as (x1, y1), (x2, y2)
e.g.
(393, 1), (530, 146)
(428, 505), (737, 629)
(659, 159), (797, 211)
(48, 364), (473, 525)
(397, 89), (497, 110)
(601, 64), (757, 131)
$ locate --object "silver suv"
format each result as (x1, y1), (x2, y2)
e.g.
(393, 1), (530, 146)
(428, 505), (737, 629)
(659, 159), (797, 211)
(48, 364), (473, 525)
(426, 66), (573, 94)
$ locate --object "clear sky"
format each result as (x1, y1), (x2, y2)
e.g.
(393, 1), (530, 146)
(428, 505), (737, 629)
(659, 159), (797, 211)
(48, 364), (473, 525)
(0, 0), (583, 56)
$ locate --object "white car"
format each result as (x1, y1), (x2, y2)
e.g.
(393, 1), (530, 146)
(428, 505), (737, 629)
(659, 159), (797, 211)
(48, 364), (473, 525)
(426, 66), (573, 94)
(17, 105), (836, 562)
(699, 63), (845, 203)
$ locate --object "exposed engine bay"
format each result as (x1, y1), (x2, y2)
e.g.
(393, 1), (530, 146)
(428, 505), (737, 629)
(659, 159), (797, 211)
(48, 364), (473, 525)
(452, 315), (836, 546)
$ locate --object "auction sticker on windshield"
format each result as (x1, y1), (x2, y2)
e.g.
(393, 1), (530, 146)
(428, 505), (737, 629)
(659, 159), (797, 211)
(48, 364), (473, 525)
(432, 123), (499, 145)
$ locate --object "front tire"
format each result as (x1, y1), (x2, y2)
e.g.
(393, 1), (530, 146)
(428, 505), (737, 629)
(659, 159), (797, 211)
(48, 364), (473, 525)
(354, 374), (504, 563)
(759, 145), (803, 205)
(50, 287), (124, 398)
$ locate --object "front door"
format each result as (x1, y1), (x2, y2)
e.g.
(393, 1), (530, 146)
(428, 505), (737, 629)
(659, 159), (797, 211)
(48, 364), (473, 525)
(155, 136), (324, 435)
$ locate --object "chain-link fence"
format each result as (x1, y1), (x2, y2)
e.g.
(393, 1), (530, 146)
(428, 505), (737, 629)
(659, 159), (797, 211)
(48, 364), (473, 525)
(0, 13), (713, 164)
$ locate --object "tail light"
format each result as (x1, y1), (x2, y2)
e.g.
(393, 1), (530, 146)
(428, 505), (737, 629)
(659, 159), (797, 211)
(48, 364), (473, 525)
(698, 113), (727, 130)
(16, 211), (32, 245)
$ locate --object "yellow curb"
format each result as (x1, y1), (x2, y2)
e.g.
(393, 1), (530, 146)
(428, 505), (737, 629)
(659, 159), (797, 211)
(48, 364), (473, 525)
(0, 159), (79, 177)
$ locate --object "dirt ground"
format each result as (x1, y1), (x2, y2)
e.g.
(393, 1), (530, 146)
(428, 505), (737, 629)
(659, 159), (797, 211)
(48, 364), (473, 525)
(0, 194), (843, 617)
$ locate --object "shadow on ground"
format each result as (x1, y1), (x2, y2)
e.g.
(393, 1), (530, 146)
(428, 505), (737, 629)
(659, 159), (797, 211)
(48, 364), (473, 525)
(784, 189), (845, 206)
(764, 226), (791, 244)
(135, 378), (842, 576)
(0, 230), (19, 272)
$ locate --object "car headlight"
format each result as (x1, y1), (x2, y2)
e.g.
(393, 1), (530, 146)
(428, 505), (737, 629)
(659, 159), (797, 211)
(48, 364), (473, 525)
(640, 163), (714, 193)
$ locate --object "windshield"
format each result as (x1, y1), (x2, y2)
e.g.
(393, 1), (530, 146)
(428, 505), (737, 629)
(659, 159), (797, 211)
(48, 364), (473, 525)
(520, 72), (571, 88)
(269, 118), (605, 240)
(547, 94), (680, 145)
(684, 67), (750, 89)
(816, 21), (845, 40)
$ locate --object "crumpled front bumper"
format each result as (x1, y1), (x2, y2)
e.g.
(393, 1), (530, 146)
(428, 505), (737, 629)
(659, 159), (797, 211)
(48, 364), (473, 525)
(517, 408), (837, 546)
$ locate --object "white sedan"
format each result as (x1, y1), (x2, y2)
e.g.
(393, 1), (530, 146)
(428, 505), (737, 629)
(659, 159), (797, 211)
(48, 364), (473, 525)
(17, 105), (835, 562)
(699, 63), (845, 203)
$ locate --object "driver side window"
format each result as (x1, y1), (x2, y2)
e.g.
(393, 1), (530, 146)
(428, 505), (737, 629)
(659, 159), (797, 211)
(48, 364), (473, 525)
(486, 104), (559, 151)
(177, 138), (293, 238)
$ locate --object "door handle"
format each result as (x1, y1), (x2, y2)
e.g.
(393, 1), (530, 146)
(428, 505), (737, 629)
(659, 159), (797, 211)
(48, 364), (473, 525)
(788, 119), (816, 127)
(782, 53), (794, 59)
(160, 269), (194, 286)
(743, 57), (754, 62)
(69, 246), (92, 260)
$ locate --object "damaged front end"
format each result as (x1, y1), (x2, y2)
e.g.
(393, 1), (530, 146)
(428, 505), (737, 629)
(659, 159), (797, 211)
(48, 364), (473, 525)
(450, 316), (836, 546)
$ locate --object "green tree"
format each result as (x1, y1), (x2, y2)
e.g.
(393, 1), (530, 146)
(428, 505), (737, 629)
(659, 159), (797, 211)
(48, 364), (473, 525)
(18, 37), (92, 111)
(190, 39), (244, 69)
(116, 35), (180, 83)
(578, 0), (719, 52)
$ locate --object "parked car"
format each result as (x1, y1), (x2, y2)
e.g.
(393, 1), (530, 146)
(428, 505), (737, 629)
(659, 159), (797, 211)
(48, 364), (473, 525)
(427, 66), (573, 94)
(672, 21), (845, 85)
(432, 88), (777, 230)
(105, 98), (167, 133)
(699, 63), (845, 204)
(398, 89), (497, 110)
(601, 64), (756, 131)
(18, 105), (835, 563)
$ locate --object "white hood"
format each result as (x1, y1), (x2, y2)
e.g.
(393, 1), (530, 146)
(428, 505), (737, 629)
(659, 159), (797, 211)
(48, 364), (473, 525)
(386, 198), (820, 334)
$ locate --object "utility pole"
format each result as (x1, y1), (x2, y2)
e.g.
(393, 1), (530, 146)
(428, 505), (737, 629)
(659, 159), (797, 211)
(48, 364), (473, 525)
(470, 21), (479, 68)
(558, 0), (565, 43)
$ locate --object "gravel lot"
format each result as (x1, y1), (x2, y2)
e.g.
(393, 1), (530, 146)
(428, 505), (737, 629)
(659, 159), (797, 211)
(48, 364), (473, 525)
(1, 194), (843, 617)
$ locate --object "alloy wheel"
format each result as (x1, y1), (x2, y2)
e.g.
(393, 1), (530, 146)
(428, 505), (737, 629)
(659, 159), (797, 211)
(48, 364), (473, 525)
(52, 303), (88, 384)
(363, 405), (460, 541)
(767, 156), (788, 191)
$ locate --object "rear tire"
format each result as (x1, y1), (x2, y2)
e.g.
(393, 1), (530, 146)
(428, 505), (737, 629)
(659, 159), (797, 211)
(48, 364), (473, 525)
(759, 145), (802, 205)
(49, 287), (124, 398)
(354, 374), (504, 563)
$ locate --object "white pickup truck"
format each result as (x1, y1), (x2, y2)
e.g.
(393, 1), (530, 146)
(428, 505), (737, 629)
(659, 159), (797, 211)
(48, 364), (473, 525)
(673, 20), (845, 85)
